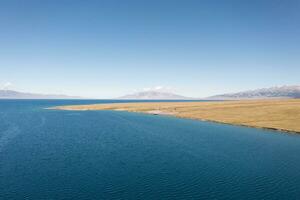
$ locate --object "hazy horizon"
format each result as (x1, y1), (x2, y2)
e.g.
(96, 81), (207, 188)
(1, 0), (299, 98)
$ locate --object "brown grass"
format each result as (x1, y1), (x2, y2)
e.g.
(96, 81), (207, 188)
(52, 99), (300, 133)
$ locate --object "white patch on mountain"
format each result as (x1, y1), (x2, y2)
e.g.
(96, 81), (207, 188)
(207, 85), (300, 100)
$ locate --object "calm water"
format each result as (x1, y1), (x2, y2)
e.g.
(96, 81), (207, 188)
(0, 100), (300, 200)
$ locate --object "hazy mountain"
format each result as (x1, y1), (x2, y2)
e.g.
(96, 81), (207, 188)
(118, 91), (190, 100)
(0, 90), (81, 99)
(207, 85), (300, 100)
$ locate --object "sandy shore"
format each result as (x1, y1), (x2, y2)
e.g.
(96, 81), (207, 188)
(52, 99), (300, 134)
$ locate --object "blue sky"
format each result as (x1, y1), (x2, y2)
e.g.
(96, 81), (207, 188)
(0, 0), (299, 98)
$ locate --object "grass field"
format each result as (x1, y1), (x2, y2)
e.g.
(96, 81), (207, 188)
(53, 99), (300, 134)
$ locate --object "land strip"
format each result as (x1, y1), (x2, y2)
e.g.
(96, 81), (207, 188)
(52, 99), (300, 133)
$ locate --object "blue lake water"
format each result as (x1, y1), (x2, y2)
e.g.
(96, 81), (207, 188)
(0, 100), (300, 200)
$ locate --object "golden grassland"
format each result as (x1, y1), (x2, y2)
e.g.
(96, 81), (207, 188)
(53, 99), (300, 134)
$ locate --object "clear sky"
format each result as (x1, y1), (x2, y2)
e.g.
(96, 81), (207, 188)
(0, 0), (299, 98)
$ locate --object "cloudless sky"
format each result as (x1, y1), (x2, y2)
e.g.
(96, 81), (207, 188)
(0, 0), (299, 98)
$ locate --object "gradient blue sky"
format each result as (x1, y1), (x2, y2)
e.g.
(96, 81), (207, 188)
(0, 0), (299, 98)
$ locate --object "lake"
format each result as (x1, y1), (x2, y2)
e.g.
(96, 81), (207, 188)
(1, 100), (300, 200)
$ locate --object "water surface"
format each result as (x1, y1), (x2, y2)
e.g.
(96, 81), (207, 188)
(1, 100), (300, 199)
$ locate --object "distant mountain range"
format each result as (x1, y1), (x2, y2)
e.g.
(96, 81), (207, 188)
(119, 85), (300, 100)
(1, 85), (299, 100)
(118, 91), (190, 100)
(207, 85), (300, 100)
(0, 90), (80, 99)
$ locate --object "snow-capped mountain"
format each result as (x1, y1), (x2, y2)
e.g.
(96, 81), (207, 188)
(118, 91), (190, 100)
(208, 85), (300, 100)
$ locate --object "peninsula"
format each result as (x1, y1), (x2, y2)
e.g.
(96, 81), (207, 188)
(53, 99), (300, 134)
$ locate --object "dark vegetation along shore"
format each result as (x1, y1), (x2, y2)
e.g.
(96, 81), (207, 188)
(53, 99), (300, 134)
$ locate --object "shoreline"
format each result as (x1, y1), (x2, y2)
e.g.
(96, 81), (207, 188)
(116, 109), (300, 135)
(51, 99), (300, 134)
